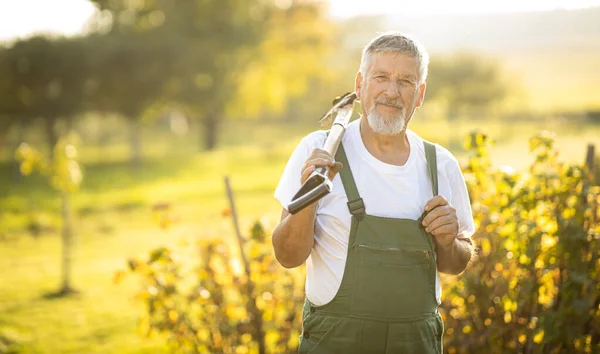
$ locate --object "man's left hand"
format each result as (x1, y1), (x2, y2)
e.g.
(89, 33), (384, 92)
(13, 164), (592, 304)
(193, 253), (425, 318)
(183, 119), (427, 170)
(422, 195), (458, 247)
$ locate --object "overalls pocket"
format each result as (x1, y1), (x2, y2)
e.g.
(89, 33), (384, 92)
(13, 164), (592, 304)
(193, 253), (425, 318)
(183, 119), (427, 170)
(300, 315), (362, 354)
(299, 315), (341, 354)
(351, 244), (434, 320)
(386, 314), (443, 354)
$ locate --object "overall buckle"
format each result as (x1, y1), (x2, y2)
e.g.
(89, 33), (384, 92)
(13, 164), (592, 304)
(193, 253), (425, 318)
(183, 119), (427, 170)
(347, 199), (366, 220)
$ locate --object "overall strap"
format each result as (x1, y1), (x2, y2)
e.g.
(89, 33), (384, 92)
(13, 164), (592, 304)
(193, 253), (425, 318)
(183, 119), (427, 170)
(335, 143), (366, 220)
(423, 140), (439, 196)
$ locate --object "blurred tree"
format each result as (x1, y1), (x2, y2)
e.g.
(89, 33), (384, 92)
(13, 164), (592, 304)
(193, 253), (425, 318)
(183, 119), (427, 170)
(427, 53), (508, 120)
(230, 2), (337, 124)
(88, 0), (334, 150)
(15, 132), (83, 296)
(0, 36), (90, 152)
(0, 45), (16, 160)
(86, 31), (177, 168)
(88, 0), (270, 151)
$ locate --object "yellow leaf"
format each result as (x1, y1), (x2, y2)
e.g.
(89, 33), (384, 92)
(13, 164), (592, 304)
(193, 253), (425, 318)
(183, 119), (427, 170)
(519, 254), (530, 265)
(168, 310), (178, 323)
(197, 329), (210, 341)
(535, 259), (545, 269)
(481, 238), (491, 256)
(20, 161), (33, 176)
(533, 330), (544, 344)
(113, 270), (125, 285)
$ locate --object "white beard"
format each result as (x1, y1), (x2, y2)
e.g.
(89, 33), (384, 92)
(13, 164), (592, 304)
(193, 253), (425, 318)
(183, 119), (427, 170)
(366, 106), (406, 136)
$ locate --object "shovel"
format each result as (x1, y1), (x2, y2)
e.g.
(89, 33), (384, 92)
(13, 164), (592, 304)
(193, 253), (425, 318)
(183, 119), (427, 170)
(287, 92), (358, 214)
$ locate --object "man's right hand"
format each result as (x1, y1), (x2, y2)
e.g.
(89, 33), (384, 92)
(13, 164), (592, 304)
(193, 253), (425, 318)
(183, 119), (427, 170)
(272, 148), (343, 269)
(301, 148), (343, 184)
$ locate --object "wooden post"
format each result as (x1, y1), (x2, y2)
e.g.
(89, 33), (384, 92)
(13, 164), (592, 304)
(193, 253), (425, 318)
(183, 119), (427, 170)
(224, 176), (265, 354)
(585, 144), (596, 180)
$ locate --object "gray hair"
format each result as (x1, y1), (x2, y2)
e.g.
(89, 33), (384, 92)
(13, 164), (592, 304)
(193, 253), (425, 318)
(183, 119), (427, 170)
(359, 32), (430, 84)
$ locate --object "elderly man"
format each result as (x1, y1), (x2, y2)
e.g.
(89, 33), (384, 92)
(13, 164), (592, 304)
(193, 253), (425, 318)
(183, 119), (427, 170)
(272, 32), (475, 353)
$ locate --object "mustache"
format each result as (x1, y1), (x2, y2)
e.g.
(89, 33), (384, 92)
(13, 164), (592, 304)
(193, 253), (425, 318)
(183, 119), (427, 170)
(374, 98), (402, 108)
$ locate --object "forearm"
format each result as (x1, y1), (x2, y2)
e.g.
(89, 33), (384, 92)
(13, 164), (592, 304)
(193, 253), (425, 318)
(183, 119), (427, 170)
(435, 236), (474, 275)
(272, 204), (317, 269)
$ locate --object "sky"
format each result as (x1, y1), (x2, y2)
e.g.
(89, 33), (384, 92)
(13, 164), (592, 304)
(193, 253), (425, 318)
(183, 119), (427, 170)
(1, 0), (600, 41)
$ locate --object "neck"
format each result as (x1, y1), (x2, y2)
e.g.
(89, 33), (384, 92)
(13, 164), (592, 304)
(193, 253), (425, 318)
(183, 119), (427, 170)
(359, 117), (410, 166)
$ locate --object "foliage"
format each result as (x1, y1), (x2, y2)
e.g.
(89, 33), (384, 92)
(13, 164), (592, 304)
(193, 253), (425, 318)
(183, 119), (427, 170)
(231, 2), (336, 121)
(427, 54), (509, 119)
(119, 220), (305, 354)
(0, 36), (90, 149)
(15, 131), (83, 193)
(0, 0), (334, 154)
(441, 131), (599, 353)
(88, 0), (335, 151)
(15, 132), (83, 294)
(122, 131), (599, 353)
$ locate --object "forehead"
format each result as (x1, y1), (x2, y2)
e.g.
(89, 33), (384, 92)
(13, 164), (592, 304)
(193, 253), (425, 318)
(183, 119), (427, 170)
(367, 52), (419, 77)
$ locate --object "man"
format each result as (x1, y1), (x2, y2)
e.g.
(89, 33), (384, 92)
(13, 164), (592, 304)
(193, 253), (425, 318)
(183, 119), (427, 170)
(272, 32), (475, 353)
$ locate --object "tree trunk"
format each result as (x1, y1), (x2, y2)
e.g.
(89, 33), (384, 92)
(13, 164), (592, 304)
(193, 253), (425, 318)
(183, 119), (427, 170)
(128, 117), (142, 171)
(202, 114), (218, 151)
(60, 191), (75, 294)
(45, 116), (58, 153)
(12, 120), (26, 182)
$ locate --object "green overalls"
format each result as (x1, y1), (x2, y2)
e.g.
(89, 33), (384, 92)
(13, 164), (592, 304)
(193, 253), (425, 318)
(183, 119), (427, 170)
(298, 141), (443, 354)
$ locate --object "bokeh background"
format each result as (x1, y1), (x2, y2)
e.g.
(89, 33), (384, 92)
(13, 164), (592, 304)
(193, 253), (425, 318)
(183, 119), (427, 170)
(0, 0), (599, 353)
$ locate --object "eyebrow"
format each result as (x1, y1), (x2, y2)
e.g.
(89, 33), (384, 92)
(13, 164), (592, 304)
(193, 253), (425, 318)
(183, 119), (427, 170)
(371, 70), (416, 81)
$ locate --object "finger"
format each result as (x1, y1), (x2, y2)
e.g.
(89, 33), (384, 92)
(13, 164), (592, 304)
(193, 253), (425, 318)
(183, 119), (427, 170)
(311, 148), (333, 156)
(305, 156), (335, 168)
(429, 223), (458, 238)
(424, 215), (454, 233)
(300, 165), (315, 184)
(422, 206), (452, 227)
(424, 195), (448, 212)
(328, 161), (343, 180)
(309, 149), (335, 161)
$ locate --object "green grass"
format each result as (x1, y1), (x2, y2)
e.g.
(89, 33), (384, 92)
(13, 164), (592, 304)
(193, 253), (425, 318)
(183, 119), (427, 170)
(0, 118), (597, 353)
(0, 138), (292, 353)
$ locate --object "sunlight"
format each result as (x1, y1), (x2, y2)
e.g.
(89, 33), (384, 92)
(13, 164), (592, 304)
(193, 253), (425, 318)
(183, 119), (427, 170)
(327, 0), (600, 17)
(1, 0), (600, 41)
(0, 0), (96, 41)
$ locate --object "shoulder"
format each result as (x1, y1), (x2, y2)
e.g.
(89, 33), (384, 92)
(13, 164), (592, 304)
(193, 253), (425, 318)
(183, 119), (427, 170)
(300, 129), (328, 148)
(407, 130), (461, 175)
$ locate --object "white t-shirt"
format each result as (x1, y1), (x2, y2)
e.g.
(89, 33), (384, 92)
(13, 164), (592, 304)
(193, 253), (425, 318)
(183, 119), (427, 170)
(274, 119), (475, 306)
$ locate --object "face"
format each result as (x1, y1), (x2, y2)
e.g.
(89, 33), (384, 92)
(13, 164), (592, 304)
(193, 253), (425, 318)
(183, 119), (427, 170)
(355, 52), (426, 135)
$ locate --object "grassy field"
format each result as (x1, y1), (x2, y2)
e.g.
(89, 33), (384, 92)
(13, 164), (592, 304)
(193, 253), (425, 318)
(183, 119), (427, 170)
(0, 118), (598, 353)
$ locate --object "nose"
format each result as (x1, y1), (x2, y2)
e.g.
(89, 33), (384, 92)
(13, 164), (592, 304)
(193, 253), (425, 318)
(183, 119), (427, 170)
(385, 80), (401, 98)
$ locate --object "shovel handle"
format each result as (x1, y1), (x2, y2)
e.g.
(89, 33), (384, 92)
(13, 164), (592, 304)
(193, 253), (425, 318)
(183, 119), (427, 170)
(287, 93), (356, 214)
(315, 166), (328, 176)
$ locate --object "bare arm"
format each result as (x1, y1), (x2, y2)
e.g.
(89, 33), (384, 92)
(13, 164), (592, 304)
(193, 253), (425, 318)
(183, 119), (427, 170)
(434, 234), (474, 275)
(422, 195), (475, 275)
(271, 148), (342, 269)
(272, 206), (317, 268)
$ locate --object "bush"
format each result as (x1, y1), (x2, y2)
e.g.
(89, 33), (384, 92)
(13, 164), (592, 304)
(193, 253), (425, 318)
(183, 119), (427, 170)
(441, 131), (599, 353)
(122, 132), (599, 353)
(119, 221), (305, 354)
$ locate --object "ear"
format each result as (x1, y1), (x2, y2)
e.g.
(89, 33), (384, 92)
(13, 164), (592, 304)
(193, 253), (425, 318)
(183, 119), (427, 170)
(416, 82), (426, 108)
(355, 72), (363, 100)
